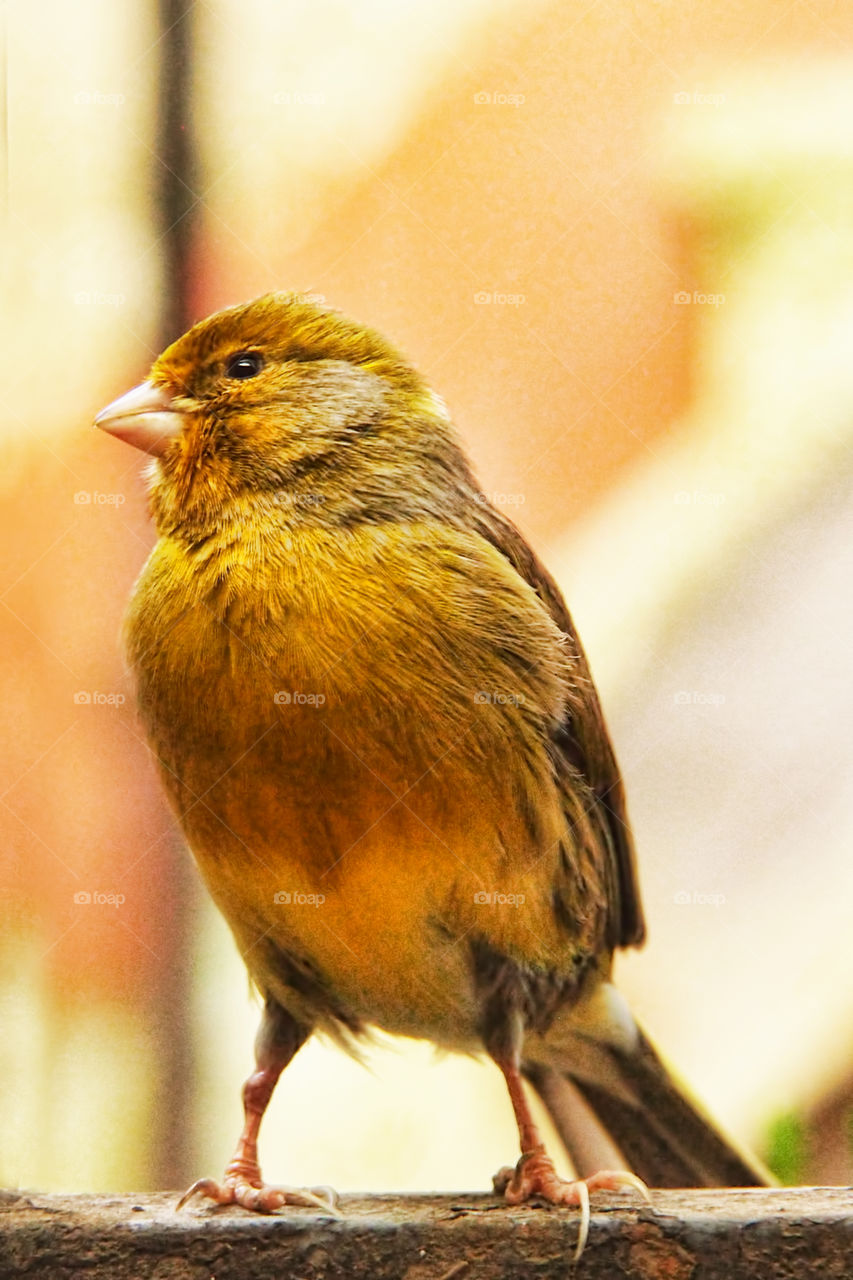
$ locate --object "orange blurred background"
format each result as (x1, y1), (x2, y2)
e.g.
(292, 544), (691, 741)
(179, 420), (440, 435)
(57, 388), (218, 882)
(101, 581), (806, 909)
(3, 0), (852, 1194)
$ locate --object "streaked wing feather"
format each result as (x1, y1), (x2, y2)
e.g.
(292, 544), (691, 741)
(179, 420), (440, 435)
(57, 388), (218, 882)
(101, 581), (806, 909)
(470, 502), (645, 948)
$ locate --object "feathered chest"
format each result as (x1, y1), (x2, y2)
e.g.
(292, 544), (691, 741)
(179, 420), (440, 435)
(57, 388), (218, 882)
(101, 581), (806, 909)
(121, 517), (611, 1008)
(124, 518), (569, 804)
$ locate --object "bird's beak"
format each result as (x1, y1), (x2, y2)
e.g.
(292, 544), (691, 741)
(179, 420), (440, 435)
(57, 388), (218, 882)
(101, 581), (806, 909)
(94, 380), (184, 456)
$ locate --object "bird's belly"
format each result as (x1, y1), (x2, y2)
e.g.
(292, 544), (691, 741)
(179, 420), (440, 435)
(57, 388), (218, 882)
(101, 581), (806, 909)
(129, 541), (577, 1047)
(170, 714), (497, 1047)
(154, 679), (568, 1048)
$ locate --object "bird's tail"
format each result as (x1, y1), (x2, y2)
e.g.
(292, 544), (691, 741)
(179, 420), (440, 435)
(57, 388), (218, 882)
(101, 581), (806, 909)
(524, 1017), (769, 1188)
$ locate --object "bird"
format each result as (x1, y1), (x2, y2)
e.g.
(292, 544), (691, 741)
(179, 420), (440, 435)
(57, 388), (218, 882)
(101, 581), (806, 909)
(95, 290), (767, 1255)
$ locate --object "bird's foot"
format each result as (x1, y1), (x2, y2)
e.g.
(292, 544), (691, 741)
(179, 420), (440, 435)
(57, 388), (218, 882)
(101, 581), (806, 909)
(493, 1145), (650, 1259)
(176, 1158), (340, 1215)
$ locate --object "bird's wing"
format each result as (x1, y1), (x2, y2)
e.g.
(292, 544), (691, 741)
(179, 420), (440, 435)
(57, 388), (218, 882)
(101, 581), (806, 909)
(470, 502), (645, 949)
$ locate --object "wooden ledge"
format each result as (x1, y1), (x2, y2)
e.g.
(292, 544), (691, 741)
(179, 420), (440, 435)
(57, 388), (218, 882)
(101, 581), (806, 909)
(0, 1187), (850, 1278)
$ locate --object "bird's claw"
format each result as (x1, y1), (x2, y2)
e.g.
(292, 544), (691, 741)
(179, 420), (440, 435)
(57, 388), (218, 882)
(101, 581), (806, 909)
(493, 1147), (650, 1260)
(176, 1175), (341, 1215)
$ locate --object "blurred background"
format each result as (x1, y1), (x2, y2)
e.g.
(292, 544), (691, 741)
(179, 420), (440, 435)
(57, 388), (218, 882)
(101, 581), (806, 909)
(2, 0), (852, 1196)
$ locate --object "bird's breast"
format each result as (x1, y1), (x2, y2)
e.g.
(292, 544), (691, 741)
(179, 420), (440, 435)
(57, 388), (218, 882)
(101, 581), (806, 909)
(124, 520), (589, 1043)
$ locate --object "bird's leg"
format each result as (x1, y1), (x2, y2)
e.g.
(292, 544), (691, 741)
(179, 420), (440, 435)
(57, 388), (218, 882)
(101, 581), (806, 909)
(177, 999), (338, 1214)
(491, 1050), (649, 1259)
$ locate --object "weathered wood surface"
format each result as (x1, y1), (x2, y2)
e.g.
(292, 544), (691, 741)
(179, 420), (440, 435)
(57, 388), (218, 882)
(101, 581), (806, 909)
(0, 1188), (850, 1279)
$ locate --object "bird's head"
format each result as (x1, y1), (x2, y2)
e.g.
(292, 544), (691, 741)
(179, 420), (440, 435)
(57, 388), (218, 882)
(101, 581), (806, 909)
(96, 292), (469, 538)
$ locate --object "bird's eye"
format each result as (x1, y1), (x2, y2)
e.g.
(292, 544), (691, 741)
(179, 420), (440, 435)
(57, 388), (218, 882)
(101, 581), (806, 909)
(225, 351), (264, 380)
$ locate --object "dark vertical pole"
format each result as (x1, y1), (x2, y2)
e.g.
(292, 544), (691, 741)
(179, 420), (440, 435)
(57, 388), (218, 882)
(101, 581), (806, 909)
(150, 0), (199, 1190)
(156, 0), (198, 341)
